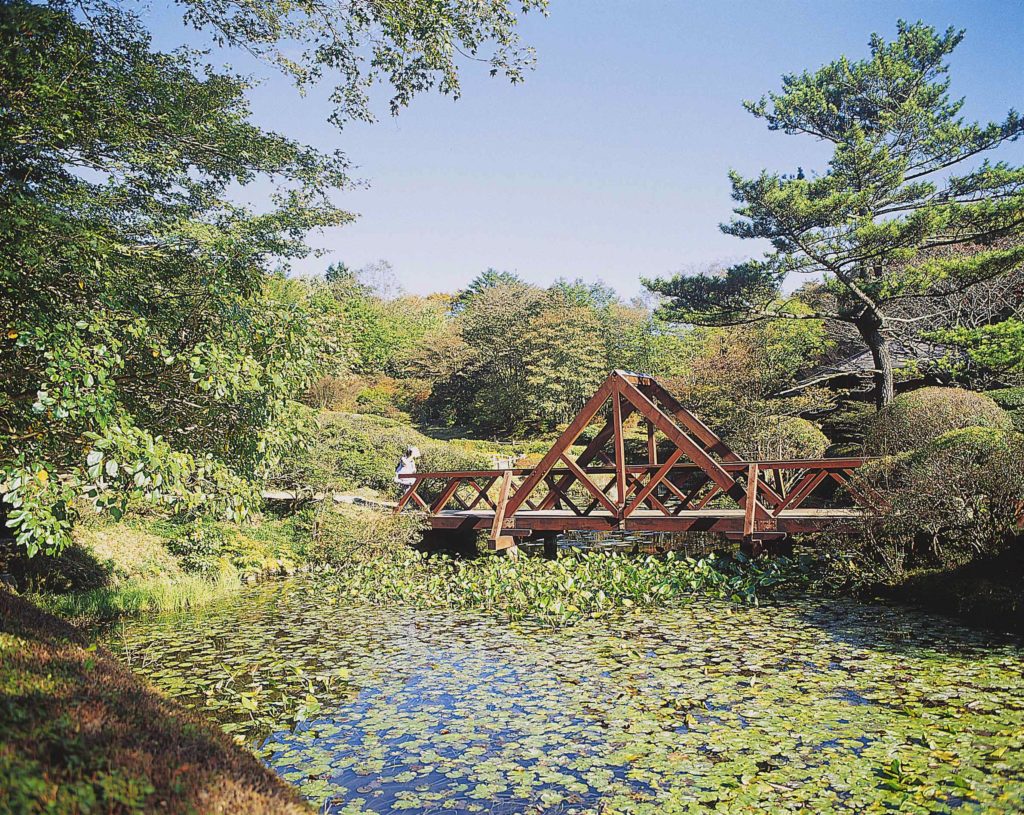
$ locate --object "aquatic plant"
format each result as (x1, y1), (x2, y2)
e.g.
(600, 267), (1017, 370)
(109, 579), (1024, 814)
(331, 549), (810, 627)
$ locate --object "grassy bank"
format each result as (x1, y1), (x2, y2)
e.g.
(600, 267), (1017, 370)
(0, 589), (312, 815)
(6, 503), (424, 625)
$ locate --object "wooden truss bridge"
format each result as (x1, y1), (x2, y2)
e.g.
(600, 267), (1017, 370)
(396, 371), (879, 554)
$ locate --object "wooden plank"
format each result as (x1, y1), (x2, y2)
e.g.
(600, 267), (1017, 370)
(612, 392), (627, 510)
(489, 470), (513, 543)
(490, 534), (518, 551)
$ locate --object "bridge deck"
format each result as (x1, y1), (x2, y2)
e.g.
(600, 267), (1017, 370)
(430, 507), (863, 534)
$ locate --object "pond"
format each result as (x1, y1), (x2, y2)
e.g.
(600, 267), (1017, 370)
(107, 577), (1024, 814)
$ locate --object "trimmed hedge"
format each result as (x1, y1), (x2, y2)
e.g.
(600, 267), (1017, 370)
(866, 386), (1012, 454)
(732, 415), (829, 461)
(987, 387), (1024, 431)
(850, 427), (1024, 582)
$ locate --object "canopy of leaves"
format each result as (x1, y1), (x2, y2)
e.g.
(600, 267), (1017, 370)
(174, 0), (547, 127)
(0, 1), (349, 554)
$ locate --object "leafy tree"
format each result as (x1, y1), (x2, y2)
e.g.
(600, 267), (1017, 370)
(0, 1), (351, 553)
(452, 268), (524, 312)
(1, 0), (541, 554)
(457, 280), (546, 433)
(645, 22), (1024, 407)
(662, 321), (832, 440)
(523, 304), (607, 430)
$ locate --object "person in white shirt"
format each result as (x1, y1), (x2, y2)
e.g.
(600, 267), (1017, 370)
(394, 446), (420, 488)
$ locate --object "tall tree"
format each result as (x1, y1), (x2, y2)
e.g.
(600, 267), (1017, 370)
(645, 22), (1024, 407)
(0, 0), (545, 553)
(523, 303), (606, 430)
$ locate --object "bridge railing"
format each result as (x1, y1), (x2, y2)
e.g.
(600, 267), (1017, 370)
(396, 457), (882, 522)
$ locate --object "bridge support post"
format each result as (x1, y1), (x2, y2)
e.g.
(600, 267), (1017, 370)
(740, 535), (792, 558)
(542, 533), (558, 561)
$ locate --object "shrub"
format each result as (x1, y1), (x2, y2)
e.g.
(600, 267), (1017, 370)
(272, 412), (489, 496)
(865, 387), (1012, 454)
(303, 375), (361, 410)
(292, 504), (427, 566)
(731, 415), (829, 461)
(850, 427), (1024, 583)
(987, 387), (1024, 431)
(166, 520), (225, 575)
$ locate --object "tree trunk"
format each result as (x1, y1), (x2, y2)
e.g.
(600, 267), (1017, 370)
(857, 315), (895, 409)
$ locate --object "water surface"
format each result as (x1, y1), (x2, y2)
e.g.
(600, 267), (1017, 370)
(109, 578), (1024, 814)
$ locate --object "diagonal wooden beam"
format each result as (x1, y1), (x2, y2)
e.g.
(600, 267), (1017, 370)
(642, 381), (789, 509)
(623, 448), (684, 518)
(544, 474), (584, 515)
(773, 469), (828, 514)
(559, 453), (619, 515)
(466, 477), (497, 510)
(505, 378), (615, 516)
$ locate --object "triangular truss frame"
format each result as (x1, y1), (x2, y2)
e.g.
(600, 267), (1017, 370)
(397, 371), (882, 549)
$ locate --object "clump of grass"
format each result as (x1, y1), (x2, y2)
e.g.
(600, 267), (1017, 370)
(32, 572), (244, 624)
(331, 549), (811, 627)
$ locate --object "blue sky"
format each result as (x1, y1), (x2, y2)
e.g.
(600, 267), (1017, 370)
(149, 1), (1024, 298)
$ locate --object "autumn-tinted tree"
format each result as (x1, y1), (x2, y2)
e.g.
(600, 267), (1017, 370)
(523, 303), (607, 430)
(646, 22), (1024, 407)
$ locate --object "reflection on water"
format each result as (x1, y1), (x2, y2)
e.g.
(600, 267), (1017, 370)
(109, 577), (1024, 814)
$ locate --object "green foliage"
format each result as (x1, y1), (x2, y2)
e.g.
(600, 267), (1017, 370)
(523, 303), (607, 430)
(0, 1), (348, 555)
(167, 520), (226, 575)
(272, 411), (489, 495)
(731, 415), (829, 461)
(865, 387), (1012, 454)
(173, 0), (546, 127)
(934, 318), (1024, 375)
(333, 549), (810, 627)
(292, 504), (427, 567)
(419, 277), (701, 435)
(644, 21), (1024, 407)
(850, 427), (1024, 583)
(662, 321), (833, 439)
(987, 387), (1024, 430)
